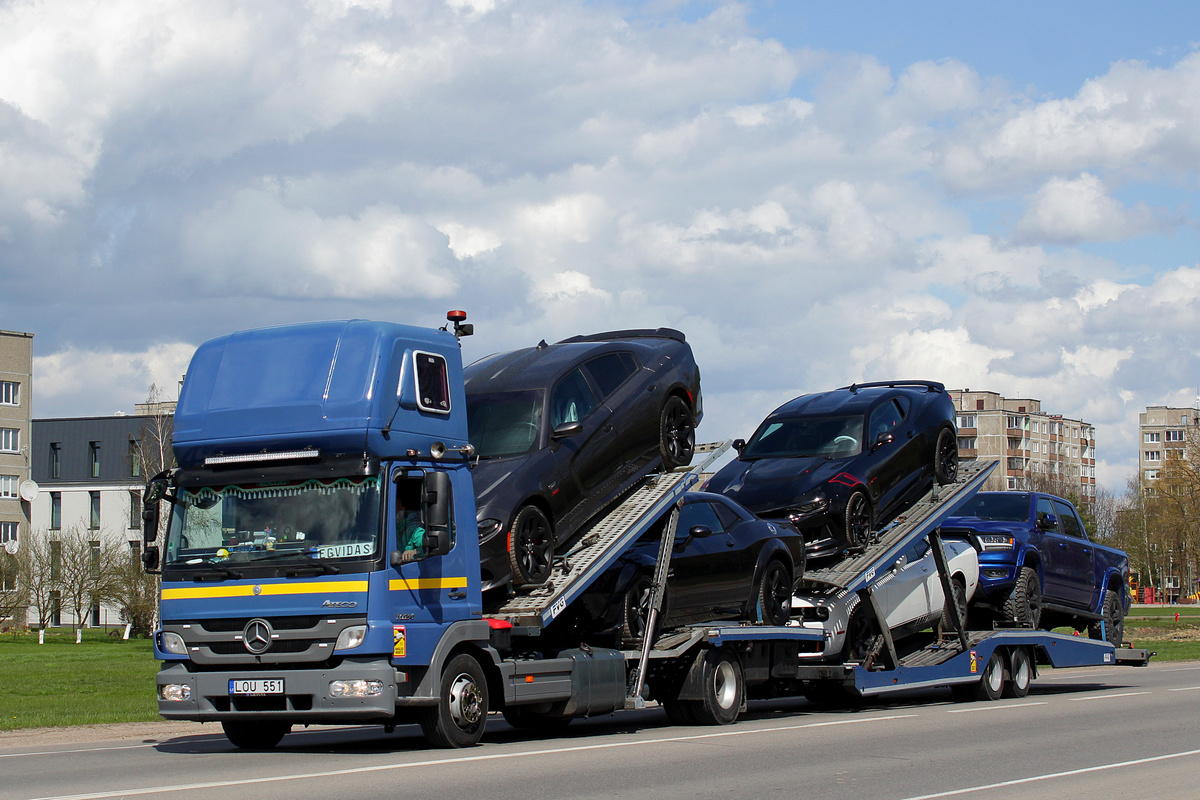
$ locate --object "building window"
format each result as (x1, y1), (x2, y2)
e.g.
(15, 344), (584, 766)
(50, 590), (61, 626)
(956, 414), (976, 429)
(976, 399), (985, 411)
(50, 442), (61, 479)
(129, 491), (141, 529)
(1007, 477), (1016, 490)
(89, 491), (101, 529)
(0, 381), (18, 406)
(1145, 469), (1160, 480)
(957, 437), (977, 450)
(89, 441), (101, 478)
(1, 558), (14, 591)
(128, 440), (140, 478)
(50, 540), (61, 582)
(1145, 451), (1161, 462)
(89, 540), (101, 579)
(50, 492), (61, 530)
(1145, 431), (1161, 443)
(1166, 430), (1185, 442)
(0, 475), (16, 498)
(1006, 416), (1020, 429)
(0, 521), (16, 545)
(0, 428), (18, 453)
(129, 540), (142, 564)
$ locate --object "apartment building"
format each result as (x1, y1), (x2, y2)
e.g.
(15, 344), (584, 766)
(949, 390), (1097, 497)
(1139, 405), (1199, 483)
(0, 330), (33, 624)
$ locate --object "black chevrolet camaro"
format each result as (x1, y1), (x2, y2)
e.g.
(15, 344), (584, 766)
(704, 380), (958, 561)
(465, 329), (703, 590)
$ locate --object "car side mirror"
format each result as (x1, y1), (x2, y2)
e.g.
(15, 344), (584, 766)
(873, 432), (895, 451)
(1036, 513), (1058, 531)
(551, 421), (583, 440)
(689, 525), (713, 539)
(732, 439), (746, 453)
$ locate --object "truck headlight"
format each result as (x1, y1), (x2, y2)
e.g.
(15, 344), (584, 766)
(335, 625), (367, 650)
(977, 534), (1015, 551)
(161, 632), (187, 655)
(330, 679), (384, 698)
(159, 683), (192, 701)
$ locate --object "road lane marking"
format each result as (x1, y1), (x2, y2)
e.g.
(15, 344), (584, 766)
(1040, 670), (1121, 681)
(945, 702), (1046, 714)
(1168, 686), (1200, 692)
(1068, 691), (1150, 702)
(0, 744), (153, 759)
(1164, 665), (1200, 672)
(897, 747), (1200, 799)
(23, 714), (919, 800)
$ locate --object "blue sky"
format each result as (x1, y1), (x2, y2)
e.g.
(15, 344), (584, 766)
(1, 0), (1198, 491)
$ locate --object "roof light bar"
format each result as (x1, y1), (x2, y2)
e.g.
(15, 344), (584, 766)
(204, 449), (321, 466)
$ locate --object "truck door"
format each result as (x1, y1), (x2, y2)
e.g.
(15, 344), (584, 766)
(1051, 499), (1097, 608)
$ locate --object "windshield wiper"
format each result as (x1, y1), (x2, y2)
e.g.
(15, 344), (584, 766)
(183, 558), (244, 581)
(258, 548), (341, 576)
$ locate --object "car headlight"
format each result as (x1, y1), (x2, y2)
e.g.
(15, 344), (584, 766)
(977, 534), (1015, 551)
(335, 625), (368, 650)
(787, 496), (829, 521)
(477, 518), (503, 541)
(161, 631), (187, 655)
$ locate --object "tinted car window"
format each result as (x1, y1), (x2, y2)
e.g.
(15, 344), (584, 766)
(1035, 497), (1058, 529)
(1053, 500), (1085, 538)
(743, 415), (864, 458)
(868, 399), (905, 440)
(713, 500), (742, 530)
(955, 493), (1029, 521)
(583, 353), (637, 399)
(467, 390), (543, 458)
(550, 368), (598, 427)
(678, 501), (724, 536)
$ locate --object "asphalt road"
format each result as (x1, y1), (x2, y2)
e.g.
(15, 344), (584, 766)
(3, 660), (1198, 800)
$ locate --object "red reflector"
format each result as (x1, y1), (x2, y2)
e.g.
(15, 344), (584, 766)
(525, 675), (534, 683)
(485, 618), (513, 630)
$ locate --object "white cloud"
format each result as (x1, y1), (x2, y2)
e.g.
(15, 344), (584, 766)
(1016, 173), (1162, 243)
(34, 342), (195, 416)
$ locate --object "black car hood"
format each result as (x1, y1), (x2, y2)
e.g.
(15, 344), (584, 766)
(705, 456), (852, 513)
(470, 454), (536, 517)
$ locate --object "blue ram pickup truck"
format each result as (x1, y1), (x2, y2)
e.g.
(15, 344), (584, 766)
(942, 491), (1130, 644)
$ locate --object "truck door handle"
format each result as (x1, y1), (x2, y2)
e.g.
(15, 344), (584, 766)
(448, 590), (467, 600)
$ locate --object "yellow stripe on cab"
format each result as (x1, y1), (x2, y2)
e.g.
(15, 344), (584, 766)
(161, 580), (369, 600)
(389, 577), (468, 591)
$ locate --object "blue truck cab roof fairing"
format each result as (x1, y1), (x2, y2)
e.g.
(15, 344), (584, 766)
(173, 320), (468, 467)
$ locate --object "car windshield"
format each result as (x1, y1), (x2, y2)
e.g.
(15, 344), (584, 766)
(467, 389), (545, 458)
(742, 415), (864, 459)
(164, 476), (381, 566)
(953, 493), (1030, 522)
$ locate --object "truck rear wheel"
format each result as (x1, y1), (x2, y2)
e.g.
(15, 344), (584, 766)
(1002, 567), (1042, 628)
(420, 653), (489, 748)
(1003, 648), (1033, 698)
(972, 651), (1005, 701)
(220, 720), (291, 750)
(683, 648), (744, 725)
(1088, 589), (1125, 646)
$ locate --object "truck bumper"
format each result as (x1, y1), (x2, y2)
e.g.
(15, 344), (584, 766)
(156, 657), (403, 722)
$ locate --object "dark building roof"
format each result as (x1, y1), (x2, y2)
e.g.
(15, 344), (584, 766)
(32, 416), (162, 485)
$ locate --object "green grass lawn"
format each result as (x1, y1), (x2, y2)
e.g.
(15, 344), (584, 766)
(0, 629), (161, 731)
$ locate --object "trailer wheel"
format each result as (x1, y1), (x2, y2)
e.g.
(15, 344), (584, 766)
(843, 491), (873, 552)
(687, 648), (744, 725)
(1002, 567), (1042, 628)
(1003, 648), (1033, 699)
(972, 651), (1005, 701)
(934, 426), (959, 485)
(220, 720), (291, 750)
(659, 396), (696, 470)
(753, 559), (792, 626)
(419, 653), (489, 748)
(1088, 589), (1125, 646)
(508, 505), (554, 586)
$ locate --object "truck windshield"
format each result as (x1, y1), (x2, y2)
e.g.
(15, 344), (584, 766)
(953, 493), (1030, 522)
(466, 389), (544, 458)
(743, 415), (864, 459)
(164, 476), (381, 566)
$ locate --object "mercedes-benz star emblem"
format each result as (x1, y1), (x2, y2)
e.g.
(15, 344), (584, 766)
(243, 618), (273, 654)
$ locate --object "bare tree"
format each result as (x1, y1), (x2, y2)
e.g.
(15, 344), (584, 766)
(53, 525), (124, 630)
(110, 546), (159, 637)
(0, 549), (29, 629)
(16, 530), (58, 628)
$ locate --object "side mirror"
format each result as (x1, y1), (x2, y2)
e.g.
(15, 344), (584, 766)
(732, 439), (746, 453)
(873, 432), (895, 451)
(689, 525), (713, 539)
(422, 471), (453, 557)
(141, 547), (160, 572)
(142, 476), (170, 545)
(551, 421), (583, 440)
(1036, 513), (1058, 531)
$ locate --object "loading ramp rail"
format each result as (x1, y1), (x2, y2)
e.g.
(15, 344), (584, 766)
(487, 441), (732, 629)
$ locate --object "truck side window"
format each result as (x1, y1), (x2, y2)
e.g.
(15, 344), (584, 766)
(550, 368), (598, 427)
(1035, 497), (1057, 530)
(1053, 500), (1085, 539)
(396, 477), (427, 561)
(414, 351), (451, 414)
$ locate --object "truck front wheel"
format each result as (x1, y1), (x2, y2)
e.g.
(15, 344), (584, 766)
(420, 653), (489, 748)
(220, 720), (291, 750)
(1002, 567), (1042, 628)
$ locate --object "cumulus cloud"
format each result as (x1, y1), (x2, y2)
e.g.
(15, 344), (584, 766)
(34, 343), (196, 417)
(1016, 173), (1163, 243)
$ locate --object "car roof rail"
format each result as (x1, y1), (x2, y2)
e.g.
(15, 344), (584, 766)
(556, 328), (686, 344)
(840, 380), (945, 394)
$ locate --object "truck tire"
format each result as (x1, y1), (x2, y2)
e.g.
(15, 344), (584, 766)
(941, 576), (968, 633)
(934, 427), (959, 485)
(972, 650), (1005, 701)
(220, 720), (290, 750)
(659, 396), (695, 470)
(419, 653), (489, 748)
(843, 491), (873, 552)
(1088, 589), (1125, 646)
(508, 505), (553, 586)
(1002, 567), (1042, 628)
(687, 648), (744, 725)
(1003, 647), (1033, 698)
(752, 559), (792, 626)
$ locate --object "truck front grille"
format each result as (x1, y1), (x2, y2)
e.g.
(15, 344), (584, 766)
(163, 615), (367, 666)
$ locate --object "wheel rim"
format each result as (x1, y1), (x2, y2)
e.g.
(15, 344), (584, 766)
(664, 403), (694, 464)
(760, 564), (790, 624)
(515, 514), (552, 580)
(712, 660), (738, 710)
(985, 657), (1003, 694)
(628, 580), (652, 638)
(846, 494), (870, 549)
(1012, 653), (1030, 691)
(938, 430), (959, 481)
(448, 672), (484, 729)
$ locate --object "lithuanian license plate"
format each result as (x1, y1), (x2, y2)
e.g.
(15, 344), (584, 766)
(228, 678), (284, 695)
